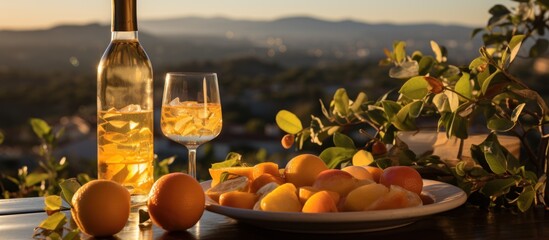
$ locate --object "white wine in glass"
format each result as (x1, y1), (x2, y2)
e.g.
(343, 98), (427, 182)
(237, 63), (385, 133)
(161, 72), (222, 179)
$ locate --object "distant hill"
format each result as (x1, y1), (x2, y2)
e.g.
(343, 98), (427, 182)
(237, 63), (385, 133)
(0, 16), (482, 73)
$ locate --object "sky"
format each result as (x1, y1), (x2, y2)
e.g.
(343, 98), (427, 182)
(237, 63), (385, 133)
(1, 0), (508, 30)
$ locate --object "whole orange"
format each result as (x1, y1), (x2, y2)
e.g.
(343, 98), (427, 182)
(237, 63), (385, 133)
(71, 180), (130, 237)
(147, 173), (205, 231)
(379, 166), (423, 195)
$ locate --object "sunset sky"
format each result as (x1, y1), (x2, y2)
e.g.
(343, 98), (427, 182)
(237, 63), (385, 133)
(1, 0), (507, 30)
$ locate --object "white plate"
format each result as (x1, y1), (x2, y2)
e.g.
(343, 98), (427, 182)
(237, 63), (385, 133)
(201, 179), (467, 233)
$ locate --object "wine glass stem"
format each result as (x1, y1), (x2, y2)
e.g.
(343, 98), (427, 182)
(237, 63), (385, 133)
(188, 147), (197, 179)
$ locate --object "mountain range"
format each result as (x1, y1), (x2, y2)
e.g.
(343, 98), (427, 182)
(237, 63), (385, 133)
(0, 16), (482, 73)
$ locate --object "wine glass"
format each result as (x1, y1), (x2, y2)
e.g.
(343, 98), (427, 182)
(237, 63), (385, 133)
(160, 72), (222, 179)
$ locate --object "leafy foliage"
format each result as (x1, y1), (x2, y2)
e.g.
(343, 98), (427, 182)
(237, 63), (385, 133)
(276, 0), (549, 212)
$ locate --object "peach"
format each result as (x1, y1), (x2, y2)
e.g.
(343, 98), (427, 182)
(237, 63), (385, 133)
(302, 191), (338, 213)
(342, 166), (374, 180)
(343, 183), (389, 211)
(365, 185), (422, 210)
(260, 183), (302, 212)
(352, 150), (374, 166)
(298, 186), (340, 205)
(312, 169), (357, 197)
(285, 154), (328, 188)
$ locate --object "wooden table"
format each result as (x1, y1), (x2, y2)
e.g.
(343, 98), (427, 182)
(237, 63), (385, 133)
(1, 197), (548, 240)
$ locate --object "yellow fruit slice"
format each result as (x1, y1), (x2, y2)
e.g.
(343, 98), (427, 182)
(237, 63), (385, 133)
(260, 183), (302, 212)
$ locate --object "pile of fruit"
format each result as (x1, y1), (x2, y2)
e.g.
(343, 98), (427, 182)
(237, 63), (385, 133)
(206, 154), (427, 213)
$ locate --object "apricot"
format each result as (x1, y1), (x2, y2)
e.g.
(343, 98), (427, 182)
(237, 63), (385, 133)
(253, 162), (280, 180)
(298, 186), (340, 205)
(343, 183), (388, 211)
(379, 166), (423, 195)
(285, 154), (328, 188)
(365, 185), (422, 210)
(250, 173), (285, 193)
(312, 169), (357, 197)
(342, 166), (373, 180)
(219, 191), (257, 209)
(302, 191), (338, 213)
(361, 166), (383, 183)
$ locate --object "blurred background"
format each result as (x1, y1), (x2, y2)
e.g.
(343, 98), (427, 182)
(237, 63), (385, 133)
(2, 0), (546, 181)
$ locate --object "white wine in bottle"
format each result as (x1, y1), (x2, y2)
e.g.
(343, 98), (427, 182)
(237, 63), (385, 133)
(97, 0), (154, 204)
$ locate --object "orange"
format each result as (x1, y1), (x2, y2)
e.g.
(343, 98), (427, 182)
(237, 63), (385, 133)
(379, 166), (423, 195)
(284, 154), (328, 188)
(302, 191), (338, 213)
(250, 173), (285, 193)
(71, 180), (130, 237)
(252, 162), (280, 179)
(208, 167), (253, 187)
(219, 191), (258, 209)
(147, 173), (205, 231)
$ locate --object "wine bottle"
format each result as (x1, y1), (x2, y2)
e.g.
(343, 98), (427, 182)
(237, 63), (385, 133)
(97, 0), (154, 204)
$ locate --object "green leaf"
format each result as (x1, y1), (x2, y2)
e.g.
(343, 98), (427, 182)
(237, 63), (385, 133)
(511, 103), (526, 123)
(0, 131), (4, 145)
(276, 110), (303, 134)
(471, 28), (483, 38)
(59, 178), (81, 207)
(44, 195), (62, 211)
(333, 88), (350, 117)
(430, 40), (443, 62)
(38, 212), (66, 231)
(393, 102), (418, 131)
(455, 72), (472, 100)
(517, 187), (535, 212)
(30, 118), (51, 139)
(25, 173), (49, 187)
(333, 132), (355, 149)
(350, 92), (367, 112)
(445, 91), (460, 112)
(481, 70), (501, 95)
(433, 93), (450, 113)
(529, 38), (549, 58)
(381, 100), (401, 121)
(159, 156), (176, 167)
(211, 152), (242, 169)
(394, 41), (406, 64)
(448, 113), (468, 139)
(479, 133), (509, 174)
(399, 76), (429, 100)
(76, 173), (92, 185)
(418, 56), (435, 75)
(487, 117), (515, 132)
(408, 101), (424, 118)
(319, 147), (357, 169)
(508, 35), (525, 64)
(389, 61), (419, 79)
(480, 178), (515, 197)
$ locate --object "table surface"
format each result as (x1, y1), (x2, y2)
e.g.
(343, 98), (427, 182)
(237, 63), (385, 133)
(1, 197), (548, 240)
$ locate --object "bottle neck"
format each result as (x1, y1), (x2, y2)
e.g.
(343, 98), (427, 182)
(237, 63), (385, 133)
(111, 0), (137, 32)
(111, 31), (138, 41)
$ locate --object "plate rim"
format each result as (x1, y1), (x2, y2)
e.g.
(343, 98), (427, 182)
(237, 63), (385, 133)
(202, 179), (467, 223)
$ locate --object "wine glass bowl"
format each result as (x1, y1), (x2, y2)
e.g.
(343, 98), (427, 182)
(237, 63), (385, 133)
(161, 72), (222, 179)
